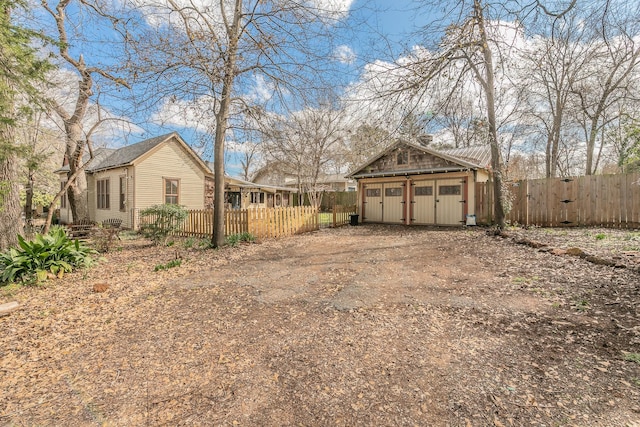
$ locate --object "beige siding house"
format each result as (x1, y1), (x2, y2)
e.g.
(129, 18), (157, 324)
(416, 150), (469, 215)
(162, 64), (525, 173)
(57, 133), (210, 229)
(348, 141), (491, 226)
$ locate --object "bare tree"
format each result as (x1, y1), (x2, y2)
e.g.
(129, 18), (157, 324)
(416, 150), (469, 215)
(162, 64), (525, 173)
(570, 0), (640, 175)
(127, 0), (345, 247)
(261, 106), (346, 208)
(519, 13), (589, 178)
(41, 0), (129, 222)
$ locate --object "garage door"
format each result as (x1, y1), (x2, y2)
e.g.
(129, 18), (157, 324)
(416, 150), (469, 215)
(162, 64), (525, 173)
(435, 179), (464, 225)
(363, 184), (383, 222)
(412, 179), (464, 225)
(363, 182), (405, 223)
(383, 183), (404, 223)
(412, 181), (435, 224)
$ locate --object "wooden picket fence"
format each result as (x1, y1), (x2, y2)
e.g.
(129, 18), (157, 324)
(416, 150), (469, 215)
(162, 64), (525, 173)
(139, 206), (319, 239)
(476, 173), (640, 228)
(318, 205), (358, 228)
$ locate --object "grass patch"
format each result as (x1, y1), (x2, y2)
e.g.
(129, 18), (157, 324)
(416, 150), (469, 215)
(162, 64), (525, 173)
(574, 299), (590, 312)
(624, 353), (640, 364)
(225, 232), (256, 247)
(154, 259), (182, 272)
(595, 233), (606, 240)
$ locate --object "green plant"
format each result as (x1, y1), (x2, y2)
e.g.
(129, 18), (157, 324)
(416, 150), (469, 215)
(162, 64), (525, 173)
(183, 237), (196, 248)
(574, 299), (590, 312)
(624, 353), (640, 364)
(198, 239), (213, 249)
(225, 232), (256, 247)
(0, 228), (97, 285)
(139, 204), (188, 245)
(595, 233), (606, 240)
(154, 259), (182, 271)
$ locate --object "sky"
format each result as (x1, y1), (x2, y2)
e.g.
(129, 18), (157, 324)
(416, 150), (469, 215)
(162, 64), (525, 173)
(31, 0), (431, 177)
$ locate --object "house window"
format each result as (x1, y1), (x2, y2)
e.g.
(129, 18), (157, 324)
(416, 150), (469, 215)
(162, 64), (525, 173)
(60, 181), (67, 208)
(385, 187), (403, 197)
(250, 192), (265, 204)
(366, 188), (381, 197)
(415, 186), (433, 196)
(97, 178), (110, 209)
(119, 176), (126, 212)
(397, 151), (408, 165)
(439, 185), (461, 196)
(164, 178), (179, 204)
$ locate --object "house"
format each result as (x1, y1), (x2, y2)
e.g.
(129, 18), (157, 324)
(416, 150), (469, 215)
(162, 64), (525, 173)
(221, 176), (297, 209)
(252, 164), (356, 193)
(56, 132), (299, 228)
(57, 133), (211, 228)
(347, 141), (491, 226)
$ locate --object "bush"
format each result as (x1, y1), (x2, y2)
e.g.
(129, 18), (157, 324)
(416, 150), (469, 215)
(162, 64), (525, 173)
(139, 204), (188, 245)
(0, 228), (98, 285)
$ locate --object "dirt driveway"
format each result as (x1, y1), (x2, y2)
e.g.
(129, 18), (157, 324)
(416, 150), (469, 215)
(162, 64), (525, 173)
(1, 225), (639, 426)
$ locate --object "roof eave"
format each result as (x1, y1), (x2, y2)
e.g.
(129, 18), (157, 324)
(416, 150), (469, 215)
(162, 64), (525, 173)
(351, 166), (478, 179)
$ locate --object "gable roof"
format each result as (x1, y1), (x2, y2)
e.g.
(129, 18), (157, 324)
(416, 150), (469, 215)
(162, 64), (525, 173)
(347, 140), (491, 179)
(91, 132), (211, 173)
(57, 133), (211, 175)
(55, 147), (116, 174)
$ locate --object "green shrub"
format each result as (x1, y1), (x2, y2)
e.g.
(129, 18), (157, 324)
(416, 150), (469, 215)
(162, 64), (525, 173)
(0, 228), (97, 285)
(139, 204), (188, 245)
(154, 259), (182, 271)
(225, 232), (256, 247)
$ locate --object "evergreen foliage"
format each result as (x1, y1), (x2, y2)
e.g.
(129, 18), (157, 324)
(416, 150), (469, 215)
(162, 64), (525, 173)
(0, 227), (97, 284)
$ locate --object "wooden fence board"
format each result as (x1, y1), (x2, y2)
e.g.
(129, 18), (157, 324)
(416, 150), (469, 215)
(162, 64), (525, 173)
(477, 173), (640, 228)
(137, 206), (320, 239)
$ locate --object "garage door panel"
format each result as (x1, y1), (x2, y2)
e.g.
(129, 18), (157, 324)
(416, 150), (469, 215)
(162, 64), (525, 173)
(413, 181), (435, 224)
(383, 183), (404, 223)
(436, 179), (464, 225)
(364, 184), (383, 222)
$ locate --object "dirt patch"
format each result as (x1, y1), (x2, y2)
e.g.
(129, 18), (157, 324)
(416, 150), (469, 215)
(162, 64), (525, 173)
(1, 225), (639, 426)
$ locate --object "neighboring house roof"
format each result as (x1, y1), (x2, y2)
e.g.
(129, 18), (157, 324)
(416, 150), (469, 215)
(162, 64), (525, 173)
(225, 175), (297, 193)
(316, 173), (355, 184)
(347, 140), (491, 179)
(56, 132), (211, 175)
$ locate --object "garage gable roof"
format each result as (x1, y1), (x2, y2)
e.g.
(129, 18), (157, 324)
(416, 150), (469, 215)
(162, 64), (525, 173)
(347, 140), (491, 179)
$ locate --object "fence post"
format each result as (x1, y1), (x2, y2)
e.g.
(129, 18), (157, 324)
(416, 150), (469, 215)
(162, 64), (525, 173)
(333, 205), (337, 227)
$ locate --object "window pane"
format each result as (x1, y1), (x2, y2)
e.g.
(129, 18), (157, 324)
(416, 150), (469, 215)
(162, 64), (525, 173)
(366, 188), (380, 197)
(415, 186), (433, 196)
(385, 187), (403, 197)
(439, 185), (461, 196)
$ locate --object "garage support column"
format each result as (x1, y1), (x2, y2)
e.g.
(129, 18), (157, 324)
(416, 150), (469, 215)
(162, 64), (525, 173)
(405, 177), (411, 225)
(463, 176), (469, 218)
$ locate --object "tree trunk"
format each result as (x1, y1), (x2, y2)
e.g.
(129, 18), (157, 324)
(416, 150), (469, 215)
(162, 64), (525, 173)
(212, 0), (242, 248)
(474, 0), (505, 228)
(0, 23), (22, 249)
(0, 151), (22, 250)
(65, 122), (89, 222)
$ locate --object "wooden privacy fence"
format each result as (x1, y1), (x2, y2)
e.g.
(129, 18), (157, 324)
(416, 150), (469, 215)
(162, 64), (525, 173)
(139, 206), (319, 239)
(475, 173), (640, 228)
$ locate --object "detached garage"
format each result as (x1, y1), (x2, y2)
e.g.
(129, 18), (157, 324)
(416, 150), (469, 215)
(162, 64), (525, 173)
(347, 141), (491, 226)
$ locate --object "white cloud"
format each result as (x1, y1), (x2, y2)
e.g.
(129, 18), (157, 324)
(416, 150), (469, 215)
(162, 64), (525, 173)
(248, 74), (275, 103)
(150, 97), (215, 133)
(44, 68), (145, 147)
(309, 0), (354, 19)
(333, 45), (356, 64)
